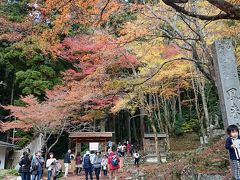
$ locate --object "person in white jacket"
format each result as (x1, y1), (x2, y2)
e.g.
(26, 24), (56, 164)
(101, 154), (108, 177)
(46, 153), (56, 180)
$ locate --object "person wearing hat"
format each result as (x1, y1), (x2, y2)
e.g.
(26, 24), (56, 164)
(83, 151), (93, 180)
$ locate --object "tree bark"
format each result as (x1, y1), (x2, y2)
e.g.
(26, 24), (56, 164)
(177, 87), (183, 122)
(191, 72), (206, 137)
(127, 111), (131, 144)
(148, 94), (161, 164)
(198, 75), (210, 133)
(132, 117), (137, 143)
(171, 97), (177, 130)
(100, 119), (106, 132)
(140, 107), (145, 145)
(153, 93), (162, 132)
(156, 94), (164, 132)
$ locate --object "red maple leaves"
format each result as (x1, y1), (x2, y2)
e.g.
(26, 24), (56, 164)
(1, 32), (139, 131)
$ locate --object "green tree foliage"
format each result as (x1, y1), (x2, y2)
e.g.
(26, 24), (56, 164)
(0, 0), (28, 22)
(0, 39), (68, 101)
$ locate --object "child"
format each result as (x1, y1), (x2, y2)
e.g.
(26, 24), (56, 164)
(225, 124), (240, 180)
(133, 151), (140, 167)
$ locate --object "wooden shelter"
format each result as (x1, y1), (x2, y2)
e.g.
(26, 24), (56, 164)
(69, 132), (113, 153)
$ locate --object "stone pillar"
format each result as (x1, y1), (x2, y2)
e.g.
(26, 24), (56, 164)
(212, 39), (240, 129)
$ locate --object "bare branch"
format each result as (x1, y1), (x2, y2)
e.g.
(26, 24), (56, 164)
(162, 0), (240, 20)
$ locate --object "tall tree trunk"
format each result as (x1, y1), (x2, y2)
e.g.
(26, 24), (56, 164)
(177, 87), (183, 122)
(161, 96), (171, 133)
(113, 115), (116, 143)
(198, 75), (210, 134)
(153, 93), (162, 132)
(191, 72), (206, 137)
(127, 111), (131, 143)
(148, 94), (161, 164)
(140, 107), (145, 141)
(149, 116), (160, 164)
(100, 119), (106, 132)
(132, 117), (137, 143)
(171, 97), (177, 130)
(156, 94), (164, 132)
(165, 125), (170, 151)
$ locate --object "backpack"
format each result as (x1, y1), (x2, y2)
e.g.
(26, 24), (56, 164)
(83, 155), (92, 169)
(111, 155), (119, 166)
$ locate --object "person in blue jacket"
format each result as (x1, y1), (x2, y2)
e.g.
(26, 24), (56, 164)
(225, 124), (240, 180)
(31, 151), (44, 180)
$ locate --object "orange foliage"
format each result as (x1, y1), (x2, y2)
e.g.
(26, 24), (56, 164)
(0, 17), (32, 42)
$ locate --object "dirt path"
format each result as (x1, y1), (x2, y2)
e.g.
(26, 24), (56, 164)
(59, 173), (109, 180)
(9, 171), (130, 180)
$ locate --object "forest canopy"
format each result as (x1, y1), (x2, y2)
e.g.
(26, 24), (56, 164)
(0, 0), (240, 157)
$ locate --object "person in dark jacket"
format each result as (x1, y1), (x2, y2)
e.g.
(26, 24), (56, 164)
(83, 151), (93, 180)
(19, 151), (31, 180)
(225, 124), (240, 180)
(64, 149), (71, 177)
(26, 148), (32, 180)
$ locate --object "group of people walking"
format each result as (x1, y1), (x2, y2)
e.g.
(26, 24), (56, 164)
(63, 145), (120, 180)
(18, 146), (120, 180)
(18, 142), (141, 180)
(116, 141), (140, 167)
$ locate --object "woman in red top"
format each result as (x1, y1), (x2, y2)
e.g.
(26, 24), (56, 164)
(108, 145), (120, 180)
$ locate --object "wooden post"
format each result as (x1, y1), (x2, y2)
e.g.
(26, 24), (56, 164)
(75, 142), (78, 156)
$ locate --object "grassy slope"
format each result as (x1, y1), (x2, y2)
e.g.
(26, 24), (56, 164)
(138, 133), (231, 179)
